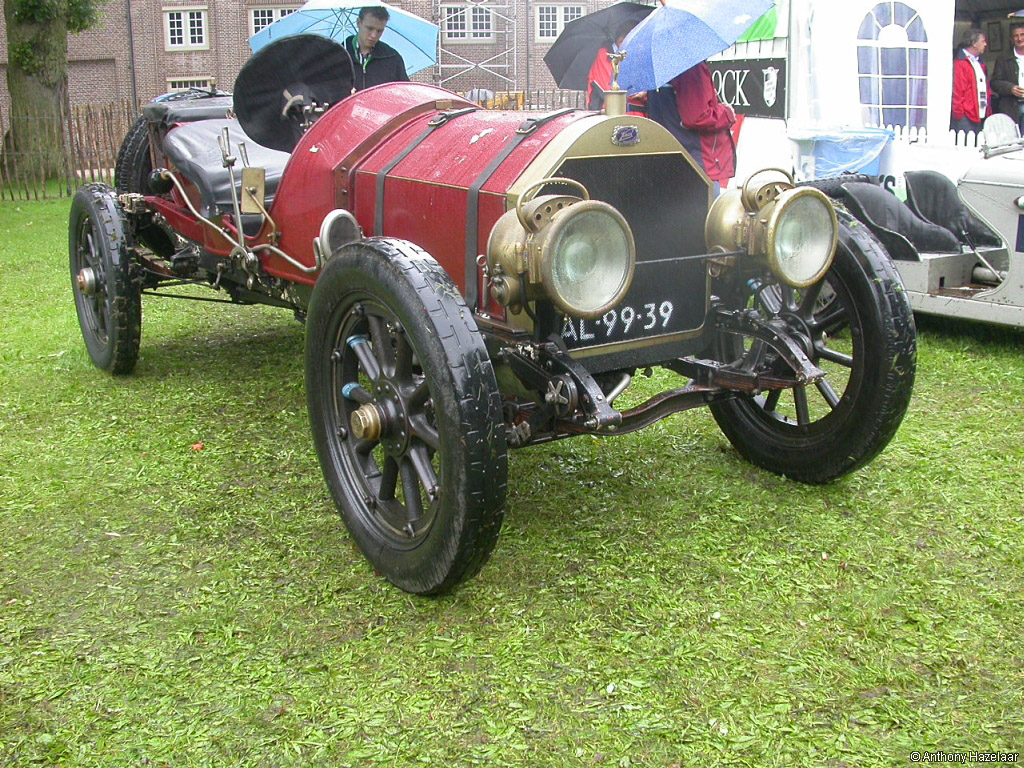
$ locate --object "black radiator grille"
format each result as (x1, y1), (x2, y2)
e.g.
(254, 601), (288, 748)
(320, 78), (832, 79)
(551, 154), (710, 264)
(547, 153), (712, 353)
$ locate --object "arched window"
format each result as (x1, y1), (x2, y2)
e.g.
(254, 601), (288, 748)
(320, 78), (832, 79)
(857, 2), (928, 128)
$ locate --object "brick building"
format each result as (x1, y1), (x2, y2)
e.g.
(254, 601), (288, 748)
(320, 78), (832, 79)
(0, 0), (635, 122)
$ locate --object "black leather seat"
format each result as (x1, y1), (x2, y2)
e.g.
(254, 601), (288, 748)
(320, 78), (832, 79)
(162, 118), (290, 220)
(904, 170), (1001, 248)
(142, 95), (234, 126)
(838, 182), (962, 260)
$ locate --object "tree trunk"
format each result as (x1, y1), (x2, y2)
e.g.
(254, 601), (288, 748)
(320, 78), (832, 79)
(3, 2), (70, 178)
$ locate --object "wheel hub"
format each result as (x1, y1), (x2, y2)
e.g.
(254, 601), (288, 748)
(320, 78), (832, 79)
(76, 267), (98, 296)
(348, 379), (411, 455)
(350, 403), (383, 441)
(778, 311), (815, 361)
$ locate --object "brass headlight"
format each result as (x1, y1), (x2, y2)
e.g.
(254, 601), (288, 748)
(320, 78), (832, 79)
(487, 178), (636, 319)
(537, 200), (635, 317)
(761, 187), (838, 287)
(706, 170), (838, 288)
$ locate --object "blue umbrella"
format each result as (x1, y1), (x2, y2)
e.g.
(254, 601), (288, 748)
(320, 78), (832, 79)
(617, 0), (774, 93)
(248, 0), (439, 76)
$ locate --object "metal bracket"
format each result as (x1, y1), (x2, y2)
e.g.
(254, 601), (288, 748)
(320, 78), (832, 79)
(713, 307), (824, 386)
(503, 341), (622, 431)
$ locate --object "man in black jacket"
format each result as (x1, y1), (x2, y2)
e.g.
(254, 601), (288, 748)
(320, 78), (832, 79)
(345, 7), (410, 91)
(991, 21), (1024, 132)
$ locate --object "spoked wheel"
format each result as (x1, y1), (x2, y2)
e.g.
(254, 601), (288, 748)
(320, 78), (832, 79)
(306, 238), (508, 594)
(709, 213), (916, 483)
(69, 184), (141, 375)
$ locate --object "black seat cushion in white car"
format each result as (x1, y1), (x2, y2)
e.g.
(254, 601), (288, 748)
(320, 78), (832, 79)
(840, 181), (962, 259)
(904, 170), (1002, 247)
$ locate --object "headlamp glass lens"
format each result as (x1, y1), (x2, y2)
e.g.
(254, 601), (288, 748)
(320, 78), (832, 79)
(548, 208), (632, 316)
(773, 194), (836, 286)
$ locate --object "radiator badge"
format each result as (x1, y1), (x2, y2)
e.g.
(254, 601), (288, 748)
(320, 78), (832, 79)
(611, 125), (640, 147)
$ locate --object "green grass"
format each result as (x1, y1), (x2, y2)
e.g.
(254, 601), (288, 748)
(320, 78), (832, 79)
(1, 198), (1022, 766)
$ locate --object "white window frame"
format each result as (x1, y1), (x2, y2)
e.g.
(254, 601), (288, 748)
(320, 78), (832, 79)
(442, 4), (494, 43)
(856, 1), (929, 129)
(535, 5), (584, 42)
(167, 77), (212, 92)
(164, 7), (209, 51)
(250, 7), (298, 37)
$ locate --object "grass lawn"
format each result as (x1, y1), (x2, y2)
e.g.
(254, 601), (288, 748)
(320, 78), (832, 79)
(1, 197), (1022, 766)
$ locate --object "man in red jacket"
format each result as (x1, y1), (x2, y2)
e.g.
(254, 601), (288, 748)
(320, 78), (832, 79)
(647, 61), (736, 194)
(951, 28), (992, 135)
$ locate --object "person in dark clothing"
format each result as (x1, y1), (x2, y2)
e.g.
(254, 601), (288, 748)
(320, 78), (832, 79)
(991, 21), (1024, 133)
(647, 61), (736, 196)
(344, 6), (410, 91)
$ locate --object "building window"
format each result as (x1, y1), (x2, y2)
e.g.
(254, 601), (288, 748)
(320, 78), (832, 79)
(165, 8), (208, 50)
(251, 7), (297, 36)
(857, 1), (928, 128)
(442, 4), (494, 42)
(167, 77), (212, 91)
(535, 5), (583, 42)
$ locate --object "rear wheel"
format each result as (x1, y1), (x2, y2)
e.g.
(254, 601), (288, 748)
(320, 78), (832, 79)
(114, 117), (151, 195)
(709, 213), (916, 482)
(69, 184), (141, 375)
(306, 238), (508, 594)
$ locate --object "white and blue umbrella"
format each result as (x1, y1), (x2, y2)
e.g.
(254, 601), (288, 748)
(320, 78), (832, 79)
(248, 0), (439, 76)
(617, 0), (774, 93)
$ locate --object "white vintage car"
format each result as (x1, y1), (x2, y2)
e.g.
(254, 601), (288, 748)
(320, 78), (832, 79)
(811, 114), (1024, 329)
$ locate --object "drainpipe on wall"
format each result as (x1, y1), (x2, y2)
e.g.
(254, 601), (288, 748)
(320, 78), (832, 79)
(126, 0), (139, 108)
(524, 0), (531, 104)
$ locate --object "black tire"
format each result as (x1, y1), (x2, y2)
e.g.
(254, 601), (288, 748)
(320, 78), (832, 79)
(69, 184), (142, 375)
(114, 117), (151, 195)
(709, 212), (916, 483)
(115, 117), (177, 257)
(305, 238), (509, 594)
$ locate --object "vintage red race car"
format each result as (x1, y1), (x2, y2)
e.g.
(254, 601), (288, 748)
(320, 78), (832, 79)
(69, 36), (916, 594)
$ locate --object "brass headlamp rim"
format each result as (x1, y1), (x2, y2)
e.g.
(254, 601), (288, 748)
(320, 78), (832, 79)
(761, 186), (839, 288)
(486, 195), (637, 319)
(536, 198), (637, 319)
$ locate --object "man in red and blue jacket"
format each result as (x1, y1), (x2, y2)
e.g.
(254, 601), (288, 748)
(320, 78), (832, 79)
(952, 28), (993, 134)
(647, 61), (736, 194)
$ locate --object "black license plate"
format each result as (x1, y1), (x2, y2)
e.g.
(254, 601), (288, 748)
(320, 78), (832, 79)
(560, 256), (708, 350)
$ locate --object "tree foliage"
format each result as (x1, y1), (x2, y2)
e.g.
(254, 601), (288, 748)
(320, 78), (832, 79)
(10, 0), (98, 31)
(2, 0), (105, 174)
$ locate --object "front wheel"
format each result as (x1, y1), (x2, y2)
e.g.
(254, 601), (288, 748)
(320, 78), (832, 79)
(305, 239), (509, 594)
(69, 183), (142, 375)
(709, 213), (916, 483)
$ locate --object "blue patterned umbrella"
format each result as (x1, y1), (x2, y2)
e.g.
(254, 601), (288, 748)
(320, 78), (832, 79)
(248, 0), (439, 76)
(617, 0), (774, 93)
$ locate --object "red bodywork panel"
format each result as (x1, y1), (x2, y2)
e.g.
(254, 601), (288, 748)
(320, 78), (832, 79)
(261, 83), (590, 291)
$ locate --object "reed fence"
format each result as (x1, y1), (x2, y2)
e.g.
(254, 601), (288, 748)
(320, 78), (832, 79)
(0, 100), (135, 202)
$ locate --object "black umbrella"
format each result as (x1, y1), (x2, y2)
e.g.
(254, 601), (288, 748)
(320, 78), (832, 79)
(543, 2), (655, 92)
